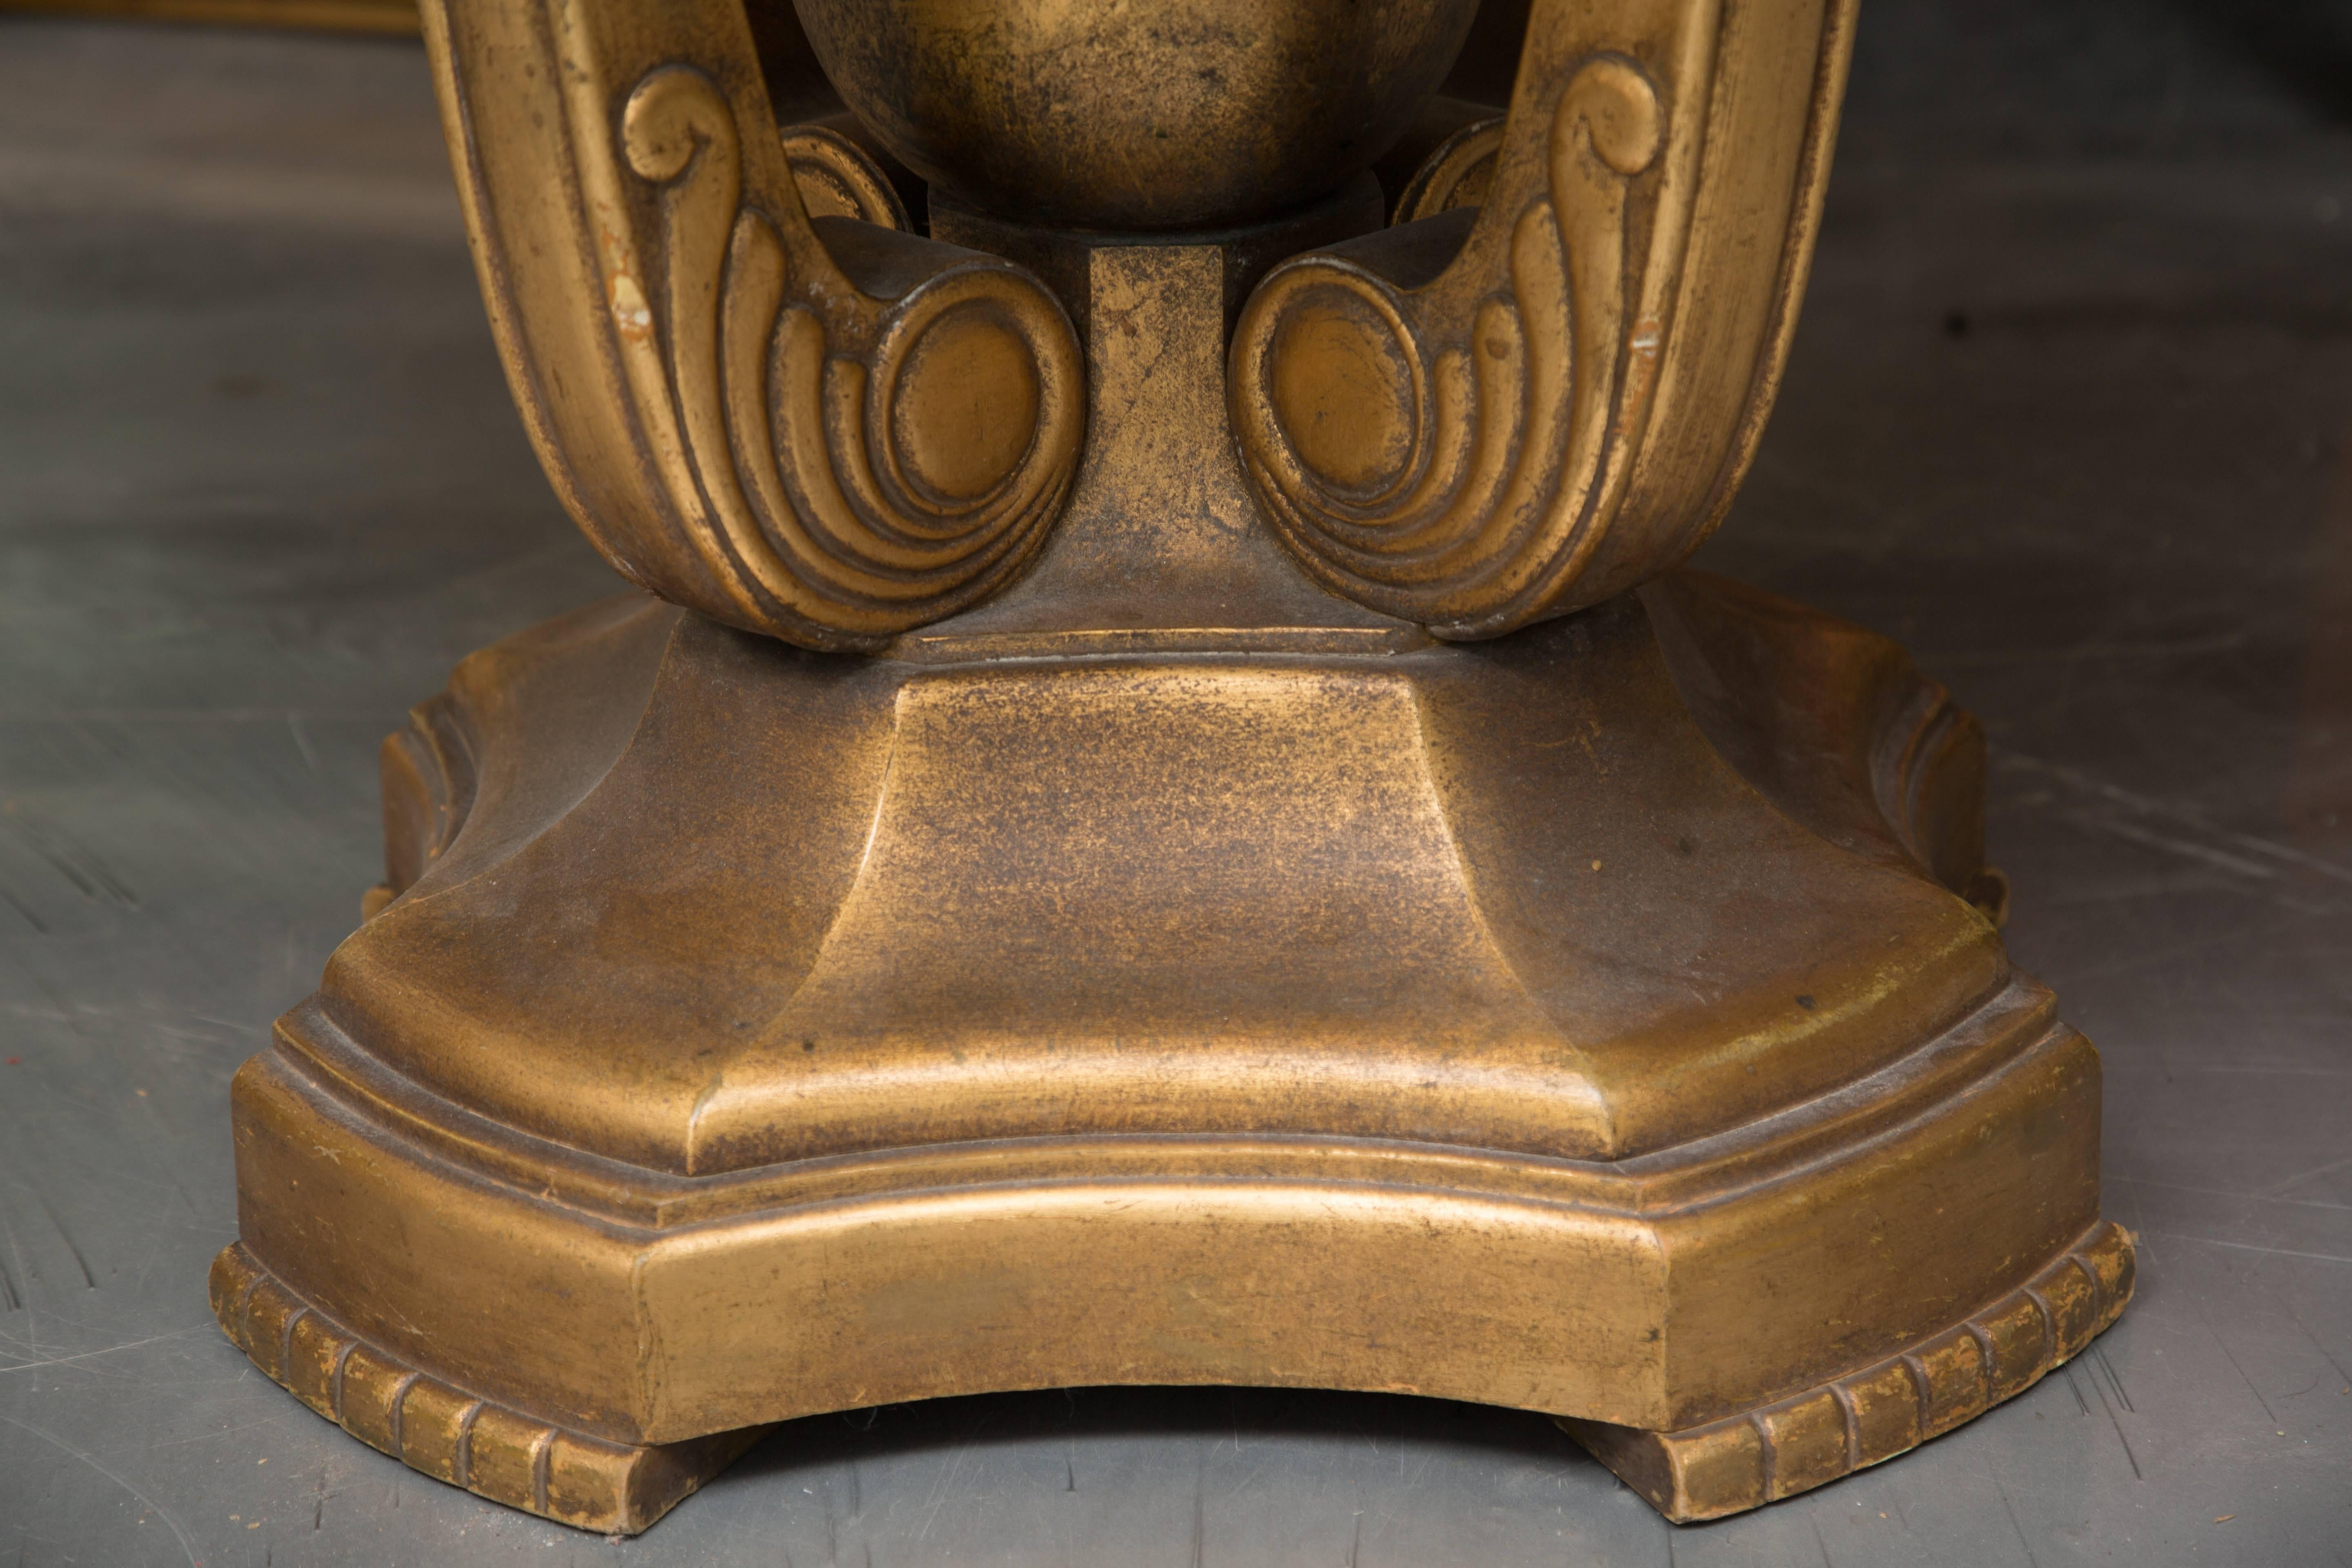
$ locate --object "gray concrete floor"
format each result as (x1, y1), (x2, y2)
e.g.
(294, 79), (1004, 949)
(1, 7), (2348, 1565)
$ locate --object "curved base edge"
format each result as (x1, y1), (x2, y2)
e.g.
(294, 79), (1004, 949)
(207, 1243), (764, 1536)
(1559, 1218), (2136, 1523)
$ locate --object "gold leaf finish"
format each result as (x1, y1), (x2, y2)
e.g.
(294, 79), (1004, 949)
(791, 0), (1483, 231)
(422, 0), (1083, 649)
(1232, 0), (1857, 637)
(218, 0), (2135, 1539)
(1561, 1221), (2139, 1520)
(1390, 111), (1507, 223)
(778, 119), (913, 230)
(209, 1244), (762, 1535)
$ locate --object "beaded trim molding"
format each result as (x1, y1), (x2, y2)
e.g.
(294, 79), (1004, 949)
(1560, 1218), (2137, 1521)
(208, 1244), (758, 1534)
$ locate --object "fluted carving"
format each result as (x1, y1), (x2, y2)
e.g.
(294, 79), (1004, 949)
(423, 0), (1083, 649)
(1231, 0), (1855, 639)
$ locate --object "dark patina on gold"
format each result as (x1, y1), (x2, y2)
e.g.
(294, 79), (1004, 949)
(215, 0), (2131, 1534)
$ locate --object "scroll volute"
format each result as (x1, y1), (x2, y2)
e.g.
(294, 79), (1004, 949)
(419, 0), (1083, 650)
(1232, 0), (1859, 640)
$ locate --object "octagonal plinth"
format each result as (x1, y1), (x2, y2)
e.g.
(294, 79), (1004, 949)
(219, 573), (2127, 1532)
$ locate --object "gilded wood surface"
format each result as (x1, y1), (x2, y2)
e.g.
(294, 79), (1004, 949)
(424, 0), (1862, 646)
(327, 587), (2010, 1177)
(222, 574), (2117, 1492)
(1232, 0), (1857, 636)
(209, 1245), (758, 1534)
(792, 0), (1483, 232)
(213, 0), (2133, 1537)
(422, 0), (1084, 648)
(1562, 1222), (2138, 1519)
(213, 1220), (2136, 1531)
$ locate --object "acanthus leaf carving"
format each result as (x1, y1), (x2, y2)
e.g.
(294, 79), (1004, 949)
(429, 0), (1083, 652)
(1230, 0), (1855, 639)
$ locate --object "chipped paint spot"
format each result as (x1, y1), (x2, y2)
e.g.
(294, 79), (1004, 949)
(610, 272), (654, 342)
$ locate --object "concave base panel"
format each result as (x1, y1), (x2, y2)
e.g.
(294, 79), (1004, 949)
(219, 574), (2129, 1530)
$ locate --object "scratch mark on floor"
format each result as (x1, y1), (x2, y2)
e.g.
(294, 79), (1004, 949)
(2198, 1310), (2282, 1425)
(2091, 1344), (2135, 1412)
(2082, 1358), (2143, 1479)
(0, 878), (46, 933)
(0, 1326), (201, 1374)
(2141, 1232), (2352, 1266)
(0, 1411), (197, 1566)
(2079, 816), (2285, 880)
(2280, 1371), (2324, 1400)
(0, 1206), (35, 1337)
(912, 1414), (987, 1545)
(24, 1184), (94, 1289)
(14, 977), (205, 1220)
(1997, 1481), (2041, 1567)
(2261, 1154), (2352, 1199)
(4, 816), (138, 906)
(2276, 1296), (2352, 1392)
(136, 1413), (301, 1453)
(286, 711), (320, 778)
(2111, 1173), (2352, 1214)
(2001, 753), (2352, 887)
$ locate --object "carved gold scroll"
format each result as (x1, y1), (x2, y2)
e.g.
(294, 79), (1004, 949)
(1231, 0), (1856, 639)
(421, 0), (1085, 650)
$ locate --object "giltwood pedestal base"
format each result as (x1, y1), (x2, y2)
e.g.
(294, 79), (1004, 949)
(200, 0), (2138, 1535)
(216, 571), (2130, 1533)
